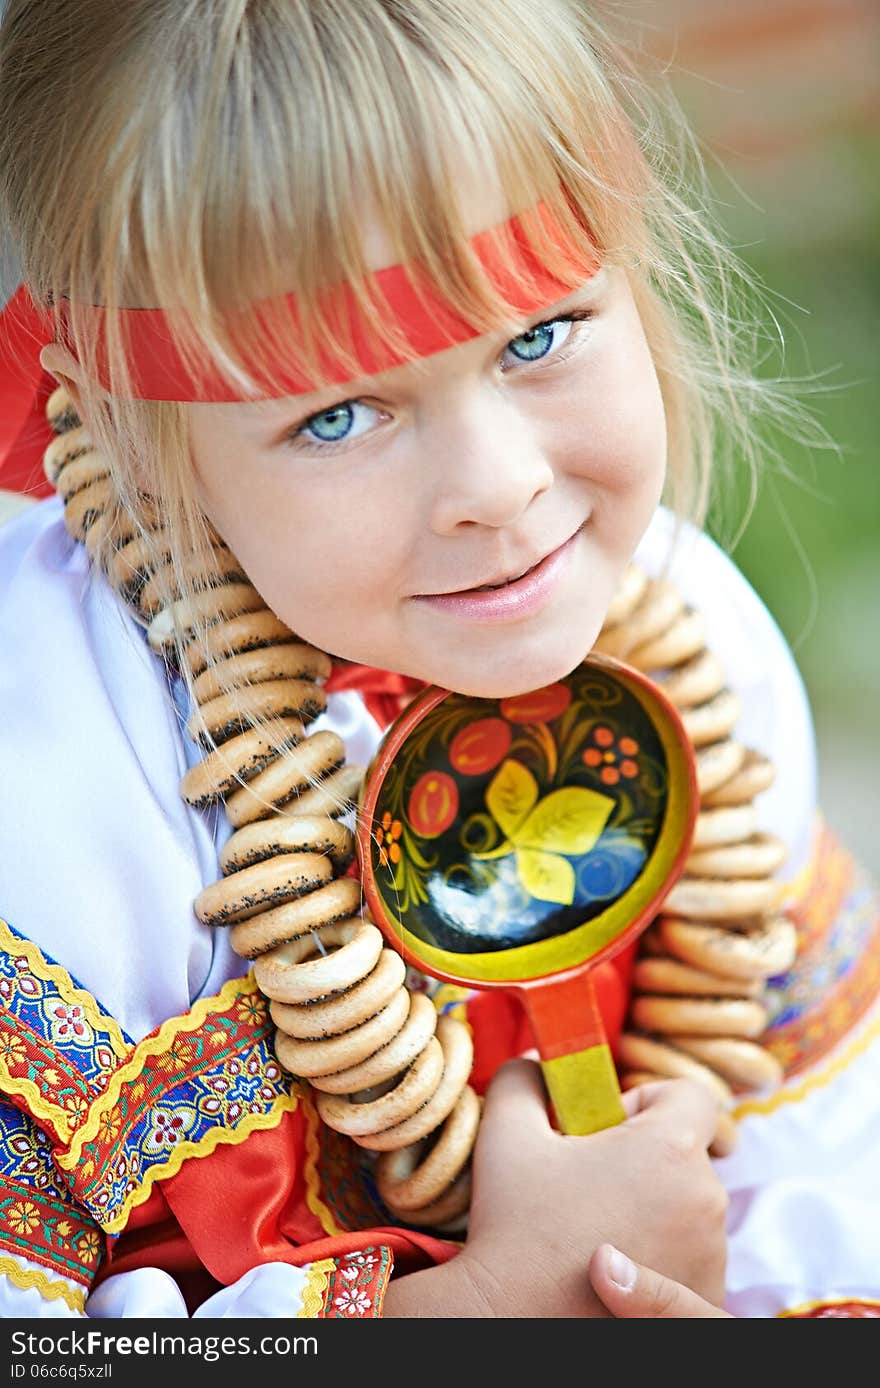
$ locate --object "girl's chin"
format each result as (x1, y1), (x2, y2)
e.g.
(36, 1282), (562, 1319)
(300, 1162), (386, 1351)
(429, 641), (602, 701)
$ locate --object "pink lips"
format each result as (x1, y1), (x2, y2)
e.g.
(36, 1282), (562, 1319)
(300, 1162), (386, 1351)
(414, 525), (583, 623)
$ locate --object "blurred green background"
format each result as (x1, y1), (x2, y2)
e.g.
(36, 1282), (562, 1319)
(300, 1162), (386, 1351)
(643, 0), (879, 871)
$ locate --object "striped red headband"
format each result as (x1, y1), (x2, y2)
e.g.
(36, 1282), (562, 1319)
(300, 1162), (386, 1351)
(0, 202), (598, 496)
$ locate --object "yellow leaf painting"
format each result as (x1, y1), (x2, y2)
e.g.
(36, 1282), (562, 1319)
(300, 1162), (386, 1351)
(514, 786), (613, 856)
(517, 848), (577, 905)
(484, 761), (615, 906)
(486, 760), (539, 840)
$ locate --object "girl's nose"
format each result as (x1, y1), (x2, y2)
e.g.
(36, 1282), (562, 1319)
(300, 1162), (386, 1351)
(427, 395), (554, 534)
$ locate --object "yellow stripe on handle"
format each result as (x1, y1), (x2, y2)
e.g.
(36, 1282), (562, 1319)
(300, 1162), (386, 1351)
(520, 971), (626, 1135)
(541, 1044), (626, 1135)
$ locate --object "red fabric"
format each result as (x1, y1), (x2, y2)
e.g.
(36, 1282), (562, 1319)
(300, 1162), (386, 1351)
(0, 285), (55, 497)
(93, 1186), (222, 1315)
(0, 205), (598, 407)
(324, 659), (428, 733)
(96, 1108), (457, 1310)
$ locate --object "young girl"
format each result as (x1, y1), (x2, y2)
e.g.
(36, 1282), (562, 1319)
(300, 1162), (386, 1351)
(0, 0), (877, 1320)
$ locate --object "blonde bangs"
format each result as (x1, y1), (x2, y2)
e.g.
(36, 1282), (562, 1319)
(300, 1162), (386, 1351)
(50, 0), (649, 404)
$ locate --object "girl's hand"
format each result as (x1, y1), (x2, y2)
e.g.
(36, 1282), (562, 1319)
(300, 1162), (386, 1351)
(455, 1059), (728, 1318)
(589, 1243), (733, 1317)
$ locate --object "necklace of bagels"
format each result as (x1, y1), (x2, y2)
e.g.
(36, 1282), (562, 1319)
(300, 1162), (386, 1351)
(43, 388), (796, 1230)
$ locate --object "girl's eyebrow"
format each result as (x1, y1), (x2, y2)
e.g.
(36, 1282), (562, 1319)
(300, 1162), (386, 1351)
(235, 274), (608, 427)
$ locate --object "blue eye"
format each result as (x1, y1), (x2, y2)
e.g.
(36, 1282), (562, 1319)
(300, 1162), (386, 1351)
(504, 317), (574, 365)
(300, 401), (380, 445)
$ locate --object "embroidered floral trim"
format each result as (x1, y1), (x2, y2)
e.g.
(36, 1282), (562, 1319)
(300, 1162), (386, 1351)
(734, 1000), (880, 1121)
(54, 974), (302, 1233)
(322, 1247), (393, 1318)
(0, 921), (128, 1054)
(0, 920), (129, 1143)
(0, 925), (304, 1240)
(0, 1174), (102, 1288)
(763, 830), (880, 1078)
(0, 1253), (86, 1313)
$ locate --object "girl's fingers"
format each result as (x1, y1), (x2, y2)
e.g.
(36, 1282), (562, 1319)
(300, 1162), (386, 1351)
(623, 1075), (722, 1152)
(480, 1056), (554, 1134)
(589, 1244), (732, 1318)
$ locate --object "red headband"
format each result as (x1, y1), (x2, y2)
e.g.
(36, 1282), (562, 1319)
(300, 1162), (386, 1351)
(0, 203), (598, 496)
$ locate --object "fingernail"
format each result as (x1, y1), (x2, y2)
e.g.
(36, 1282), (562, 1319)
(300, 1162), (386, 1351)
(606, 1245), (637, 1291)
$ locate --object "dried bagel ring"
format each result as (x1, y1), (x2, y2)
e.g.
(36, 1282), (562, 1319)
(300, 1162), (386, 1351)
(224, 730), (347, 827)
(632, 955), (762, 999)
(692, 804), (758, 849)
(179, 718), (304, 807)
(183, 610), (298, 676)
(148, 582), (266, 651)
(64, 475), (116, 540)
(255, 920), (383, 1004)
(616, 1033), (733, 1104)
(376, 1079), (481, 1208)
(662, 650), (727, 710)
(658, 914), (797, 982)
(593, 580), (684, 660)
(628, 607), (706, 672)
(664, 875), (785, 921)
(288, 763), (365, 818)
(269, 949), (406, 1038)
(230, 876), (362, 958)
(393, 1165), (473, 1229)
(192, 643), (332, 703)
(83, 507), (134, 571)
(669, 1036), (783, 1091)
(54, 449), (109, 502)
(190, 679), (328, 745)
(104, 522), (172, 590)
(220, 814), (353, 874)
(361, 1018), (475, 1150)
(45, 385), (80, 433)
(630, 995), (768, 1039)
(701, 749), (776, 807)
(308, 991), (439, 1094)
(680, 689), (742, 749)
(43, 425), (94, 484)
(274, 987), (411, 1078)
(194, 851), (332, 927)
(694, 740), (746, 797)
(685, 832), (788, 880)
(603, 565), (648, 627)
(138, 547), (247, 616)
(619, 1070), (661, 1091)
(315, 1035), (444, 1137)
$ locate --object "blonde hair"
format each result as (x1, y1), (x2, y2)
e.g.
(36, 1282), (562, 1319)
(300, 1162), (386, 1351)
(0, 0), (795, 742)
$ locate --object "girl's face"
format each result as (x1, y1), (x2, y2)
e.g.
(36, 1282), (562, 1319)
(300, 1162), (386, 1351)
(189, 228), (667, 699)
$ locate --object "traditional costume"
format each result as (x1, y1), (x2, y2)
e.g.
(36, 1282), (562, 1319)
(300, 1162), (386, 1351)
(1, 491), (877, 1318)
(1, 232), (879, 1318)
